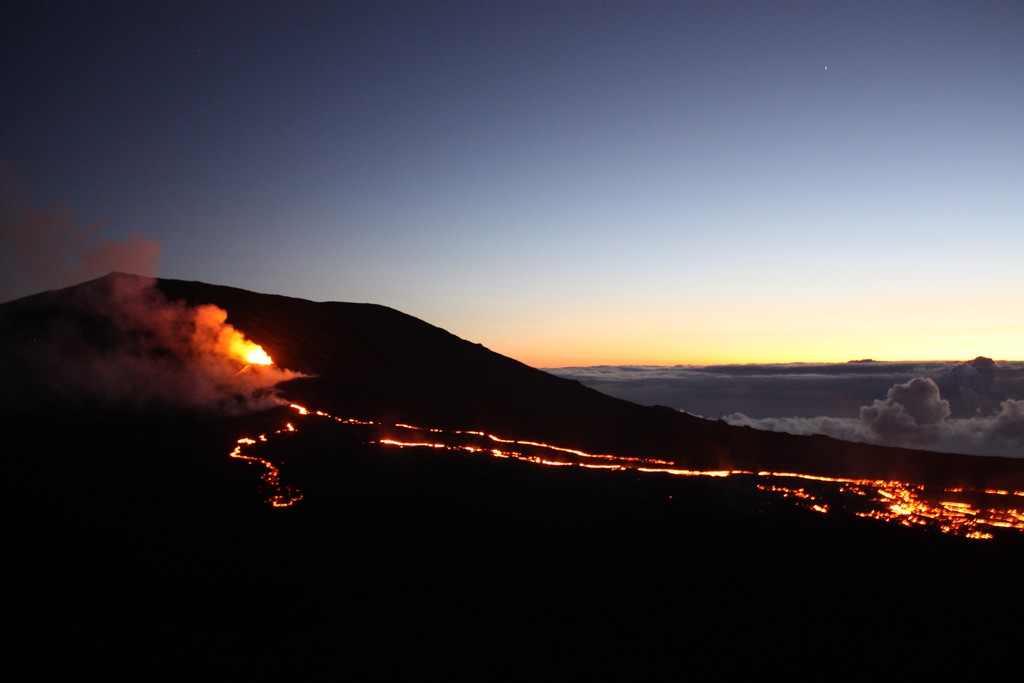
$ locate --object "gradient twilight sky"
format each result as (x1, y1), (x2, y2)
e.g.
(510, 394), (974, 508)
(2, 1), (1022, 366)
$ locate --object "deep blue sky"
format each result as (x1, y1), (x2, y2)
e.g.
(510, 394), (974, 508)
(3, 1), (1022, 365)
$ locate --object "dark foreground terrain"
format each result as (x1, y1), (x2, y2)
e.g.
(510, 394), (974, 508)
(9, 405), (1023, 678)
(5, 274), (1023, 677)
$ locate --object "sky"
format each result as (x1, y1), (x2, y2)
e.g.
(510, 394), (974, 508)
(2, 1), (1022, 367)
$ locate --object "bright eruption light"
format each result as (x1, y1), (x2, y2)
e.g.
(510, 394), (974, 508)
(227, 336), (273, 366)
(191, 303), (276, 368)
(243, 344), (273, 366)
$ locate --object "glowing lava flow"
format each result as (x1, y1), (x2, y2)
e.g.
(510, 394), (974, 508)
(229, 423), (303, 507)
(230, 402), (1024, 538)
(223, 342), (303, 506)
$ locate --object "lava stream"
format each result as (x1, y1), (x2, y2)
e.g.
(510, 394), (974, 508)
(227, 402), (1024, 539)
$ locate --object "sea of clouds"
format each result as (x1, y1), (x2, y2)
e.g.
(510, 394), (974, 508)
(548, 358), (1024, 458)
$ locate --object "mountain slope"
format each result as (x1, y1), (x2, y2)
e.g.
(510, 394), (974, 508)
(3, 271), (1022, 491)
(5, 273), (1023, 676)
(156, 274), (1024, 490)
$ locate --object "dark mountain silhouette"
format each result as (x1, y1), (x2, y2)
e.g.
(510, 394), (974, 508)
(155, 273), (1021, 490)
(4, 273), (1022, 677)
(6, 271), (1022, 489)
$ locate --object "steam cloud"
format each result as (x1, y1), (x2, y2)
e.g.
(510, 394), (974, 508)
(7, 274), (301, 413)
(0, 159), (160, 302)
(859, 377), (950, 437)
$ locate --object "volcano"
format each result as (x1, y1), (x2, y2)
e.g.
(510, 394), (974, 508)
(5, 273), (1023, 677)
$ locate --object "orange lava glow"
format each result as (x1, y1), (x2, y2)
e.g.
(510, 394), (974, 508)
(229, 402), (1024, 538)
(227, 335), (272, 366)
(229, 430), (303, 508)
(245, 346), (273, 365)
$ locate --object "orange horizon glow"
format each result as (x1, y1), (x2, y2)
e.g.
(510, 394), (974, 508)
(519, 348), (1024, 369)
(501, 322), (1024, 367)
(503, 341), (1024, 369)
(442, 300), (1024, 368)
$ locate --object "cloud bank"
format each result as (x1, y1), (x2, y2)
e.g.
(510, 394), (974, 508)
(549, 359), (1024, 458)
(726, 380), (1023, 458)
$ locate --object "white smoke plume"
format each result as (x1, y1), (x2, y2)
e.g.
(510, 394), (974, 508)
(8, 274), (301, 413)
